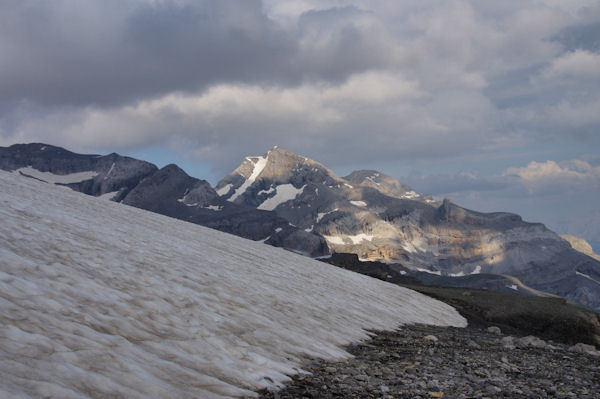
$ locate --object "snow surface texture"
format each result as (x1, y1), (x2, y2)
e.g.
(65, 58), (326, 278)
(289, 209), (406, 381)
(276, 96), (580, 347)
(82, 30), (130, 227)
(0, 171), (466, 399)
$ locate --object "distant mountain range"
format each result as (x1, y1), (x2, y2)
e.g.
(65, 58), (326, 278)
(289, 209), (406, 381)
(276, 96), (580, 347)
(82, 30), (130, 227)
(0, 143), (327, 256)
(2, 142), (600, 312)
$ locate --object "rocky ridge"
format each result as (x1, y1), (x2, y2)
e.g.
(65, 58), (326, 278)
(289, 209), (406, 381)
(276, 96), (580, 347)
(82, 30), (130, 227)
(0, 142), (158, 201)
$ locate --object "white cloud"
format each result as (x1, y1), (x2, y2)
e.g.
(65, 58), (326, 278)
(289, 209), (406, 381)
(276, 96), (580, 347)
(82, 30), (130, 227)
(542, 50), (600, 79)
(503, 159), (600, 187)
(4, 71), (468, 170)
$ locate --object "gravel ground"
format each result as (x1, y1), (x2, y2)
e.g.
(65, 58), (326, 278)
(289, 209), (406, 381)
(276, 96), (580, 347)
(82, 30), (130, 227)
(256, 324), (600, 399)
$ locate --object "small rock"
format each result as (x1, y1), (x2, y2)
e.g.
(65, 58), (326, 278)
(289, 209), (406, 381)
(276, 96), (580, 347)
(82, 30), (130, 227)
(486, 385), (502, 394)
(487, 326), (502, 335)
(424, 335), (439, 342)
(355, 374), (369, 382)
(569, 343), (600, 356)
(429, 392), (444, 398)
(516, 335), (546, 348)
(380, 385), (390, 393)
(324, 367), (337, 374)
(501, 336), (515, 349)
(467, 340), (481, 349)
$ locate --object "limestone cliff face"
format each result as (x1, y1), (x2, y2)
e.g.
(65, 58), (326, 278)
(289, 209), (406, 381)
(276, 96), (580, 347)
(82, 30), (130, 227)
(218, 147), (600, 311)
(561, 235), (600, 261)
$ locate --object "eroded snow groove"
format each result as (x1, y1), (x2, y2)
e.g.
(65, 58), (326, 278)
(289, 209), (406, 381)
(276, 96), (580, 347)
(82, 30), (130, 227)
(0, 171), (466, 398)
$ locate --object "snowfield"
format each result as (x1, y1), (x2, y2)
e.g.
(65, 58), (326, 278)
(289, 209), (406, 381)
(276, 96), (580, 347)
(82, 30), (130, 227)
(0, 171), (466, 398)
(257, 184), (306, 211)
(14, 166), (98, 184)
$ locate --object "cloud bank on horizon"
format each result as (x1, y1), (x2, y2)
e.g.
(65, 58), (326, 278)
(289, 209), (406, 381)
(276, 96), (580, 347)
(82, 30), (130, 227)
(1, 0), (599, 245)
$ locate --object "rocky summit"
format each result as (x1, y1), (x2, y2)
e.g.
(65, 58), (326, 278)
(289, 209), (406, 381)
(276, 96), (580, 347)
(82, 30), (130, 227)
(218, 146), (600, 311)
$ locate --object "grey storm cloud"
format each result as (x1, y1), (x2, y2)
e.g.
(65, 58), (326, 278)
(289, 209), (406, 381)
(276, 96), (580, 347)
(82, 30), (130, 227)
(1, 0), (599, 178)
(0, 0), (401, 109)
(0, 0), (299, 107)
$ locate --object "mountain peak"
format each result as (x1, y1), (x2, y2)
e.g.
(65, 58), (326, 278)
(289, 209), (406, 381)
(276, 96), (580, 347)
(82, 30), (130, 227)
(344, 169), (434, 203)
(216, 147), (342, 203)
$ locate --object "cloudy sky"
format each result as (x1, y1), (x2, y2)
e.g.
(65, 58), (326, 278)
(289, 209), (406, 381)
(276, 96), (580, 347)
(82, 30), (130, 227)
(1, 0), (599, 249)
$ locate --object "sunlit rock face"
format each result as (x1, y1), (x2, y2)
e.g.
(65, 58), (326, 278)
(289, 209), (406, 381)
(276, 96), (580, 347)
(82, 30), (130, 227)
(218, 147), (600, 311)
(561, 235), (600, 262)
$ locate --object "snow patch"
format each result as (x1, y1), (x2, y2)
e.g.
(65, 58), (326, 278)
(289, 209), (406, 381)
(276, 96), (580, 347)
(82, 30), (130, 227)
(216, 184), (233, 196)
(275, 227), (283, 233)
(258, 186), (276, 196)
(347, 233), (374, 244)
(416, 268), (442, 276)
(316, 209), (338, 223)
(323, 235), (346, 245)
(15, 166), (98, 184)
(401, 191), (419, 199)
(98, 191), (120, 201)
(402, 242), (417, 253)
(350, 200), (367, 207)
(576, 271), (600, 285)
(471, 265), (482, 275)
(509, 284), (519, 290)
(104, 163), (116, 180)
(228, 156), (268, 201)
(344, 183), (353, 188)
(257, 184), (306, 211)
(365, 176), (381, 186)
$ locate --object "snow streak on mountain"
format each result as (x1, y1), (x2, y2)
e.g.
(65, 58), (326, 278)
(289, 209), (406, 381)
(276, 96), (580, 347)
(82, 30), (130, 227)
(0, 171), (465, 398)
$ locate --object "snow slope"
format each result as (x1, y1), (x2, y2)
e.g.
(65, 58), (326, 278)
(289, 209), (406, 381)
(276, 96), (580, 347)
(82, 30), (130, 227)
(14, 166), (98, 184)
(228, 156), (267, 202)
(0, 171), (466, 398)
